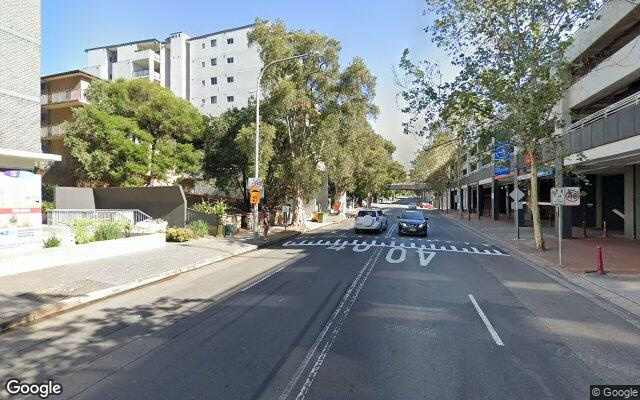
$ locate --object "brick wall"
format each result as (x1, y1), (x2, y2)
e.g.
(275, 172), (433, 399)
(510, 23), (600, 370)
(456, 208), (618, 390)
(0, 0), (42, 153)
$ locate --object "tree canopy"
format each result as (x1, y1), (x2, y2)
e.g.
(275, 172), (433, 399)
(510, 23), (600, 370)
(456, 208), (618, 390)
(64, 79), (205, 187)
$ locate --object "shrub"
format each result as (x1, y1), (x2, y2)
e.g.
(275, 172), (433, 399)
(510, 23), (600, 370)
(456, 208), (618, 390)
(93, 221), (123, 241)
(42, 201), (55, 214)
(73, 219), (97, 244)
(43, 236), (61, 248)
(116, 220), (133, 237)
(193, 200), (215, 214)
(212, 200), (228, 218)
(166, 227), (194, 242)
(188, 220), (210, 237)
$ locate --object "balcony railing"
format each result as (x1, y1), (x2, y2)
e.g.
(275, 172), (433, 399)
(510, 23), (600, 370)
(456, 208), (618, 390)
(41, 124), (65, 138)
(132, 69), (150, 77)
(41, 89), (83, 105)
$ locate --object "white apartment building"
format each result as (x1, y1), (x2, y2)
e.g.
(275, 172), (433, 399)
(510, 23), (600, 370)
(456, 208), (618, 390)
(84, 23), (261, 117)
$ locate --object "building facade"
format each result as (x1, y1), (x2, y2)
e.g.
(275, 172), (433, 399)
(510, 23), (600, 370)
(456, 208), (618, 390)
(0, 0), (60, 169)
(40, 70), (101, 186)
(441, 0), (640, 240)
(84, 24), (261, 117)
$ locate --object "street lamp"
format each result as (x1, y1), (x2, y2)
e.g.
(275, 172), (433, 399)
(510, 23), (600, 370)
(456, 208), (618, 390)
(253, 51), (320, 240)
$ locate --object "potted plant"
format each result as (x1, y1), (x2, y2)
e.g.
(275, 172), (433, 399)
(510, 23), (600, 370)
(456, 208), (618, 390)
(213, 200), (228, 237)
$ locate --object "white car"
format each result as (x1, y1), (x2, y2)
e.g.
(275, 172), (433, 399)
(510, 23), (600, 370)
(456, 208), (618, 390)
(355, 209), (388, 233)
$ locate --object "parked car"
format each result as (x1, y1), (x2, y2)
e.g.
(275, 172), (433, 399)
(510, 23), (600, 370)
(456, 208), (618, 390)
(397, 210), (428, 236)
(355, 209), (388, 233)
(407, 203), (418, 210)
(419, 202), (434, 210)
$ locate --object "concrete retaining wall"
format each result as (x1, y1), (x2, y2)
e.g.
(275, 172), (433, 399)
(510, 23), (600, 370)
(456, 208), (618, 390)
(0, 233), (166, 277)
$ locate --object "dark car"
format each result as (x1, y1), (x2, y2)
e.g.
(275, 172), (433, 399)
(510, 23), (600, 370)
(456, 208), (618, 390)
(397, 210), (428, 236)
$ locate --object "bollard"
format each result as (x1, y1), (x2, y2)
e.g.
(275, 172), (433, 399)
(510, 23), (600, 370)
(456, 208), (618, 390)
(596, 246), (606, 275)
(602, 220), (608, 238)
(583, 220), (587, 238)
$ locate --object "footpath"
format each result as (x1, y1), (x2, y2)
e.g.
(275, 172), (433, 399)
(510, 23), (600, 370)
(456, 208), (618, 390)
(440, 210), (640, 320)
(0, 215), (348, 333)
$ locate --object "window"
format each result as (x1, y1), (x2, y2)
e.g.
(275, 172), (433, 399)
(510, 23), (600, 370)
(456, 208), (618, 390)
(210, 39), (217, 47)
(201, 43), (205, 49)
(201, 98), (205, 105)
(227, 76), (234, 83)
(210, 96), (217, 104)
(227, 57), (234, 64)
(210, 77), (217, 85)
(211, 58), (217, 66)
(201, 80), (205, 86)
(227, 38), (234, 44)
(227, 95), (234, 102)
(201, 61), (205, 67)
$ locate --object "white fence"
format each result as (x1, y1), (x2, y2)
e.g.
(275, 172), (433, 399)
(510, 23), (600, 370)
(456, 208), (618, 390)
(47, 209), (152, 226)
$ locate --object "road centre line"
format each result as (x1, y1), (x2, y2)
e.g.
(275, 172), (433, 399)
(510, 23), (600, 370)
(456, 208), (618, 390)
(279, 248), (382, 400)
(241, 266), (287, 292)
(468, 294), (505, 346)
(294, 247), (384, 400)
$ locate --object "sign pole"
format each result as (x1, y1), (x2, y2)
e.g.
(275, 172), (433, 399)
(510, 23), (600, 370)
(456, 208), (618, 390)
(558, 205), (563, 265)
(514, 154), (520, 240)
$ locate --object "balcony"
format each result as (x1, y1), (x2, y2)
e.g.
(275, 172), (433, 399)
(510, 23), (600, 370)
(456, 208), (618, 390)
(564, 91), (640, 155)
(132, 69), (161, 81)
(41, 124), (65, 139)
(41, 89), (85, 107)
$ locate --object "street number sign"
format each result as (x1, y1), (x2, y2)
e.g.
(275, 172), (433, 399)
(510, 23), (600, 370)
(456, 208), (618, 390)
(249, 187), (261, 205)
(550, 187), (580, 206)
(247, 177), (263, 191)
(509, 188), (525, 202)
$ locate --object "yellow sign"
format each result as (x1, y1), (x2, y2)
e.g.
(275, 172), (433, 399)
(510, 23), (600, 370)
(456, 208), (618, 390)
(249, 188), (261, 205)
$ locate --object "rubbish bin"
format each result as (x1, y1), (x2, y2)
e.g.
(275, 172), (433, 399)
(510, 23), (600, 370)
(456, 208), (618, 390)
(224, 224), (235, 236)
(316, 212), (325, 223)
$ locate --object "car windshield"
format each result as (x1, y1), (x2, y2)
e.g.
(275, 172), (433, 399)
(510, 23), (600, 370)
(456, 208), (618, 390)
(402, 211), (424, 220)
(357, 211), (377, 217)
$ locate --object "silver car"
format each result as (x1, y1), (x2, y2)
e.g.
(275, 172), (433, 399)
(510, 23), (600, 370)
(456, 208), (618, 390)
(355, 209), (388, 233)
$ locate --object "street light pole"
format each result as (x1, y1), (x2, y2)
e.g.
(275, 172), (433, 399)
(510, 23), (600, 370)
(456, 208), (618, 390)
(253, 52), (316, 241)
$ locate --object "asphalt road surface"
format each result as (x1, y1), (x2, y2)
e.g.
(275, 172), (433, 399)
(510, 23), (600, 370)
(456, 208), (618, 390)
(2, 198), (640, 399)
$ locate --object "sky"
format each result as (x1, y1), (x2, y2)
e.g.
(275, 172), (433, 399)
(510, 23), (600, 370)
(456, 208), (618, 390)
(42, 0), (444, 169)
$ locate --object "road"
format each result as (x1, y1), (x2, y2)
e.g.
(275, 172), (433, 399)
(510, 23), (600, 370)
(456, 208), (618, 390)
(2, 198), (640, 399)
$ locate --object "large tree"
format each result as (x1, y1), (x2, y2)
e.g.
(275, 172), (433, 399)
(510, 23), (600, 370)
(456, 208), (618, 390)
(400, 0), (600, 250)
(64, 79), (205, 187)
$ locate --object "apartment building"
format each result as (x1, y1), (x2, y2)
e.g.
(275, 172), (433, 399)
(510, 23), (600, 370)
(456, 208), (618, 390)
(441, 0), (640, 240)
(40, 70), (101, 186)
(83, 23), (261, 117)
(0, 0), (60, 170)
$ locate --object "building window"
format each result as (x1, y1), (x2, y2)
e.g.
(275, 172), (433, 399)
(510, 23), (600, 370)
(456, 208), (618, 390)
(227, 95), (234, 102)
(202, 80), (205, 86)
(227, 38), (234, 44)
(202, 43), (205, 49)
(227, 57), (234, 64)
(210, 96), (217, 104)
(201, 61), (205, 67)
(211, 77), (217, 85)
(201, 98), (205, 105)
(210, 39), (217, 47)
(211, 58), (217, 66)
(227, 76), (234, 83)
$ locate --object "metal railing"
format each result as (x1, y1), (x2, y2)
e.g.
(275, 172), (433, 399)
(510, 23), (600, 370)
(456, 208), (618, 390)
(566, 91), (640, 134)
(47, 209), (153, 226)
(41, 124), (65, 138)
(132, 69), (150, 77)
(41, 89), (83, 105)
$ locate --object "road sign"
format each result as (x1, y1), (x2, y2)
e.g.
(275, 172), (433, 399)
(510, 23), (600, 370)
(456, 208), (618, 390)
(249, 187), (261, 205)
(247, 177), (263, 191)
(550, 187), (580, 206)
(511, 201), (523, 210)
(509, 188), (525, 202)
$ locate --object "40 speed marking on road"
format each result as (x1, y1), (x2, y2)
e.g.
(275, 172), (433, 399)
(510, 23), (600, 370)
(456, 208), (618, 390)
(385, 247), (436, 267)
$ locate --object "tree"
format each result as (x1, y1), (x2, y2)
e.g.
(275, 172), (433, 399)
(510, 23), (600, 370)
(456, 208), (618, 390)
(64, 79), (205, 187)
(400, 0), (600, 250)
(202, 107), (275, 209)
(410, 130), (457, 202)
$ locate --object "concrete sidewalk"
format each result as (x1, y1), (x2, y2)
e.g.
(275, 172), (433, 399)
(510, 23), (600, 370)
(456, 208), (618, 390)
(0, 216), (348, 332)
(440, 210), (640, 318)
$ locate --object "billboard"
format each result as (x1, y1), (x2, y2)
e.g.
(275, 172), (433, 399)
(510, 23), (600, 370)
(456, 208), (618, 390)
(0, 171), (43, 256)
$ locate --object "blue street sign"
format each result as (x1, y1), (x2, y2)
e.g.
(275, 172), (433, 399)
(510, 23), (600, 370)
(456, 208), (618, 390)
(494, 164), (510, 176)
(493, 141), (511, 176)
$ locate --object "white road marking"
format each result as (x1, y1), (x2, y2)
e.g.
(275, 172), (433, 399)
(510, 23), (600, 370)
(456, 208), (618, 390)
(292, 248), (384, 400)
(385, 247), (406, 264)
(468, 294), (504, 346)
(279, 249), (382, 400)
(417, 249), (436, 267)
(241, 266), (287, 292)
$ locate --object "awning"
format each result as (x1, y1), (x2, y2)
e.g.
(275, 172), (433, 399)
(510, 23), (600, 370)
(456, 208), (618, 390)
(0, 147), (61, 169)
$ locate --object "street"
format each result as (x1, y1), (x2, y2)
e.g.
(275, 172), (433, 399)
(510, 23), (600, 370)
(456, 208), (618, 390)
(2, 199), (640, 399)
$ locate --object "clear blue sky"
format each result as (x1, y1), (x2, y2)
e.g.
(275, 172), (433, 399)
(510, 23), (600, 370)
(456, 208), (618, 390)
(42, 0), (443, 167)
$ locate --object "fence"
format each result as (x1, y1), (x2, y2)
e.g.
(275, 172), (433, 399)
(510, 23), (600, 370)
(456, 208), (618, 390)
(186, 208), (217, 226)
(47, 209), (152, 226)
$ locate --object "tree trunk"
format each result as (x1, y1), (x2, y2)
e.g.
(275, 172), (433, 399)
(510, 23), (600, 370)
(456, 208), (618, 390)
(291, 187), (310, 230)
(529, 155), (545, 251)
